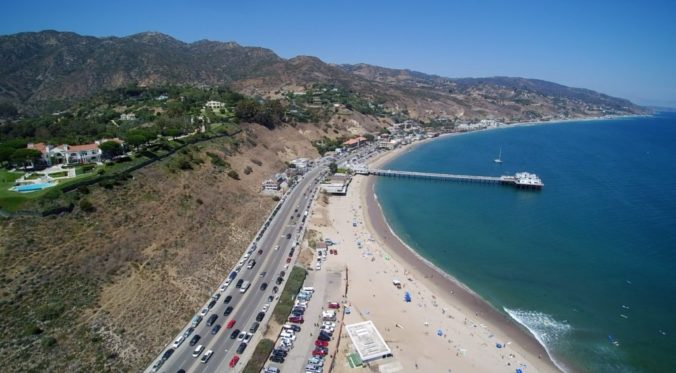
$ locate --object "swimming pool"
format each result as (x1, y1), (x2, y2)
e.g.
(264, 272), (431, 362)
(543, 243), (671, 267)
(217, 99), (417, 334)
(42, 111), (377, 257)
(12, 182), (56, 192)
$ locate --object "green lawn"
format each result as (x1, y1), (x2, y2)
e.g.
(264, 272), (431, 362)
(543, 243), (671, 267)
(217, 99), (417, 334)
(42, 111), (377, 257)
(272, 266), (307, 324)
(0, 169), (97, 212)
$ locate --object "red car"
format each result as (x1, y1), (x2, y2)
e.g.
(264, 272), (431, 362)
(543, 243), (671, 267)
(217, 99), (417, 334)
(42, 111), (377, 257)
(312, 349), (328, 357)
(229, 355), (239, 367)
(315, 339), (329, 347)
(327, 302), (340, 309)
(288, 316), (304, 324)
(226, 319), (236, 329)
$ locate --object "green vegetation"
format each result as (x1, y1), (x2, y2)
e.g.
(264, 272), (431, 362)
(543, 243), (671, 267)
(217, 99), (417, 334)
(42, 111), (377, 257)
(328, 162), (338, 174)
(242, 338), (275, 373)
(272, 266), (307, 324)
(227, 170), (240, 180)
(312, 136), (347, 155)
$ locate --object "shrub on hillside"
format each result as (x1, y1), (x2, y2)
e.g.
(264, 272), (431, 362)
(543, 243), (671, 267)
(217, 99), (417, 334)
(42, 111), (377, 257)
(227, 170), (239, 180)
(243, 166), (253, 175)
(79, 199), (96, 213)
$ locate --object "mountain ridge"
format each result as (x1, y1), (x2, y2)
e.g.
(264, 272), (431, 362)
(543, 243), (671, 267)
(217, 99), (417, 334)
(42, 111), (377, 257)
(0, 30), (647, 120)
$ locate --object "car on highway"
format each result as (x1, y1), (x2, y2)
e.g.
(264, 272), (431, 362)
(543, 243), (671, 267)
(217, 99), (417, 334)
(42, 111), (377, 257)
(276, 276), (284, 285)
(249, 322), (260, 333)
(229, 355), (240, 368)
(237, 332), (246, 341)
(226, 319), (236, 329)
(280, 270), (286, 277)
(200, 349), (213, 363)
(274, 245), (280, 251)
(272, 286), (279, 293)
(262, 303), (270, 312)
(315, 339), (329, 347)
(206, 314), (218, 327)
(260, 282), (268, 291)
(211, 293), (221, 302)
(171, 335), (185, 349)
(224, 306), (233, 316)
(236, 342), (247, 354)
(223, 295), (232, 304)
(243, 332), (253, 343)
(235, 279), (244, 288)
(210, 324), (221, 335)
(267, 295), (274, 302)
(256, 311), (265, 322)
(199, 307), (209, 317)
(189, 334), (201, 346)
(258, 249), (263, 255)
(192, 344), (204, 357)
(286, 233), (292, 239)
(247, 259), (256, 269)
(230, 329), (240, 339)
(207, 299), (217, 309)
(260, 271), (267, 278)
(286, 257), (291, 264)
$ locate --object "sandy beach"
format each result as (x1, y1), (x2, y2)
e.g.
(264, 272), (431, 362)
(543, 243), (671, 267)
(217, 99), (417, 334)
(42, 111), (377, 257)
(306, 143), (561, 372)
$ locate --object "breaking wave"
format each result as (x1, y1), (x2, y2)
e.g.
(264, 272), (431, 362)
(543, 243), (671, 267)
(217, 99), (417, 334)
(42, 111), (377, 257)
(504, 307), (571, 372)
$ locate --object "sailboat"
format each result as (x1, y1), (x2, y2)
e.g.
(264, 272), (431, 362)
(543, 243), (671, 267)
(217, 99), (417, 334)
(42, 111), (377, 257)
(494, 147), (503, 163)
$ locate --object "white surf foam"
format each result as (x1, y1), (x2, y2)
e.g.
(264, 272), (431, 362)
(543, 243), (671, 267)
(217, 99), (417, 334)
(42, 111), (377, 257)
(504, 307), (571, 372)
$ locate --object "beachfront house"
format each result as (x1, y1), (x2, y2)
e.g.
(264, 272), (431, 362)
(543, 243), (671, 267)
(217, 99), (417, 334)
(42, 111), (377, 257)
(261, 179), (279, 192)
(320, 173), (351, 195)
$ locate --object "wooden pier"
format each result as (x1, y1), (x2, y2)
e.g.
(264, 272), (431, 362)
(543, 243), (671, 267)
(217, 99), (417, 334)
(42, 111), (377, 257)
(369, 169), (543, 189)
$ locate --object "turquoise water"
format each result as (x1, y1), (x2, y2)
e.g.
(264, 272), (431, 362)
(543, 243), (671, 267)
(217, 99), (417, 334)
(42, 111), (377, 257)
(13, 182), (55, 192)
(375, 113), (676, 372)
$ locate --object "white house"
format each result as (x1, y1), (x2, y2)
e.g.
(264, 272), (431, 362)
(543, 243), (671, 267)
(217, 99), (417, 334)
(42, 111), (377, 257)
(27, 142), (103, 165)
(205, 100), (225, 109)
(261, 179), (279, 191)
(290, 158), (310, 173)
(120, 113), (136, 121)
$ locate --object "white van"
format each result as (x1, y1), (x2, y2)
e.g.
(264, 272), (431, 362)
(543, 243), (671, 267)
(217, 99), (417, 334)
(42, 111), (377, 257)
(192, 344), (204, 357)
(171, 335), (185, 349)
(302, 287), (315, 293)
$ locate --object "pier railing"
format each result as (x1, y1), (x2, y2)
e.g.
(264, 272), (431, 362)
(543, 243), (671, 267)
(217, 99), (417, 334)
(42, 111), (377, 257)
(369, 169), (543, 189)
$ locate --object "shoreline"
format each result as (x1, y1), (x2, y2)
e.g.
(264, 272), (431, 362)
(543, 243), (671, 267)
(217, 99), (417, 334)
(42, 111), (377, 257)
(361, 143), (564, 371)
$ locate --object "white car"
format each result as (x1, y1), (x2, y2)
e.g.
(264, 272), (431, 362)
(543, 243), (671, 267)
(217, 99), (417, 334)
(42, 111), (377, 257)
(200, 349), (213, 364)
(262, 303), (270, 313)
(237, 332), (246, 342)
(192, 344), (204, 357)
(199, 307), (209, 317)
(171, 335), (185, 349)
(243, 332), (253, 343)
(274, 245), (280, 251)
(238, 259), (245, 266)
(315, 263), (321, 270)
(323, 321), (336, 328)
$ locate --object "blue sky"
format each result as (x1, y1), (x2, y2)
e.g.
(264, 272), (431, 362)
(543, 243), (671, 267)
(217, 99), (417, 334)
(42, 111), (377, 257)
(2, 0), (675, 107)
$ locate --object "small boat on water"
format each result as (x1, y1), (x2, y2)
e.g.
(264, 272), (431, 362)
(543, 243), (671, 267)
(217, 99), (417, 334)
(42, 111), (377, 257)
(494, 147), (503, 163)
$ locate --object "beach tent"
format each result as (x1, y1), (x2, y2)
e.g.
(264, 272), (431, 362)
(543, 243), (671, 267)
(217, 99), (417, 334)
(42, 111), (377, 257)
(436, 329), (443, 336)
(404, 291), (411, 302)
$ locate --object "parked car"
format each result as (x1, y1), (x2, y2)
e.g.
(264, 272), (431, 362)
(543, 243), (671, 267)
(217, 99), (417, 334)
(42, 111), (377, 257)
(229, 355), (240, 367)
(280, 270), (286, 277)
(317, 334), (331, 342)
(249, 322), (260, 333)
(236, 342), (247, 354)
(315, 339), (329, 347)
(256, 311), (265, 322)
(312, 349), (327, 357)
(267, 295), (274, 302)
(199, 307), (209, 317)
(212, 293), (221, 302)
(270, 355), (284, 363)
(207, 300), (216, 309)
(288, 316), (304, 323)
(328, 302), (340, 309)
(276, 277), (284, 285)
(243, 332), (253, 343)
(286, 233), (292, 239)
(171, 335), (185, 349)
(224, 306), (233, 316)
(210, 324), (221, 335)
(223, 295), (232, 304)
(237, 332), (246, 341)
(182, 326), (194, 339)
(286, 257), (291, 263)
(272, 286), (279, 293)
(189, 334), (201, 346)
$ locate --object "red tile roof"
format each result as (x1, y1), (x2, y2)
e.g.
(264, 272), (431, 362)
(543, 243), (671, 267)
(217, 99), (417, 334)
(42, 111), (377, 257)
(67, 143), (99, 152)
(27, 142), (48, 154)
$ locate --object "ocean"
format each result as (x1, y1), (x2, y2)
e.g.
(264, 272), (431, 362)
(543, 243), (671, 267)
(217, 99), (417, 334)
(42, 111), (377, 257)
(374, 113), (676, 372)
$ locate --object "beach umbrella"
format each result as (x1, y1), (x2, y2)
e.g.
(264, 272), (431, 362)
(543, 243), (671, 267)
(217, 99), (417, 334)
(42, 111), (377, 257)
(404, 291), (411, 302)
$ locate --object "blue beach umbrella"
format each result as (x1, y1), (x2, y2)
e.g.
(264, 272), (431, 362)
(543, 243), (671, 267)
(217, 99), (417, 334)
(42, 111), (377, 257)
(404, 291), (411, 302)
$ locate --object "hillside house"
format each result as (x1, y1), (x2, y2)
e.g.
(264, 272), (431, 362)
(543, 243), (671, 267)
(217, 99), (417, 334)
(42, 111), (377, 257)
(27, 142), (104, 165)
(342, 136), (368, 149)
(120, 113), (136, 121)
(205, 100), (225, 109)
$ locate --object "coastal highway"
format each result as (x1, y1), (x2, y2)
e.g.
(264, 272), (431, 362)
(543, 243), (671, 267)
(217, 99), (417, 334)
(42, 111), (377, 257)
(148, 164), (324, 373)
